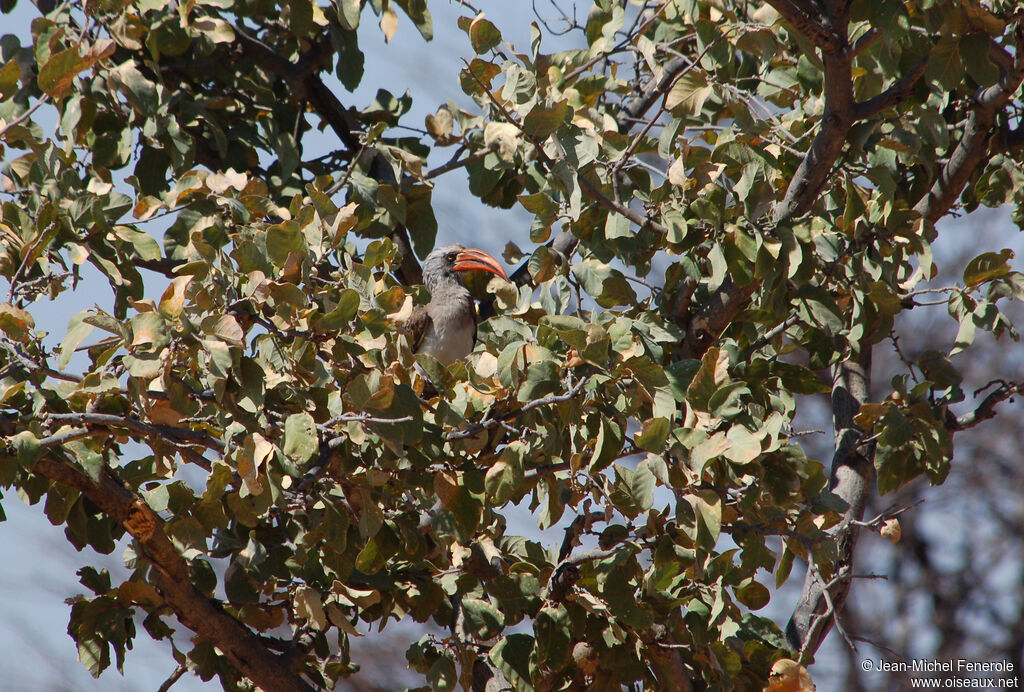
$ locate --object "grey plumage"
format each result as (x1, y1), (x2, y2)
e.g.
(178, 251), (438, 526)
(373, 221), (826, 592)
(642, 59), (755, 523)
(402, 244), (507, 365)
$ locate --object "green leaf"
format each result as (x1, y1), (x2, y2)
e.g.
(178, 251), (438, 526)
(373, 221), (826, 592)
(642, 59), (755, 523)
(926, 36), (963, 90)
(265, 221), (305, 268)
(735, 580), (770, 610)
(337, 0), (361, 29)
(635, 417), (669, 452)
(461, 598), (504, 640)
(958, 32), (999, 87)
(664, 68), (713, 116)
(58, 311), (95, 370)
(963, 249), (1013, 286)
(283, 412), (318, 467)
(571, 260), (637, 308)
(395, 0), (433, 40)
(335, 27), (364, 90)
(523, 99), (569, 139)
(458, 14), (502, 54)
(314, 289), (361, 330)
(11, 431), (41, 471)
(591, 415), (623, 472)
(286, 0), (314, 36)
(517, 360), (560, 402)
(534, 605), (571, 667)
(489, 634), (535, 692)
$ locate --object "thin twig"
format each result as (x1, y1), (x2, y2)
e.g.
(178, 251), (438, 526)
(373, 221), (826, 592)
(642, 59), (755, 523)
(447, 377), (587, 441)
(0, 94), (51, 138)
(41, 412), (225, 451)
(424, 145), (496, 179)
(157, 664), (187, 692)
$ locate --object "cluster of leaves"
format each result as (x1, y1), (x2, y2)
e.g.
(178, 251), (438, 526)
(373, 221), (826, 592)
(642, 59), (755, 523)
(1, 0), (1023, 690)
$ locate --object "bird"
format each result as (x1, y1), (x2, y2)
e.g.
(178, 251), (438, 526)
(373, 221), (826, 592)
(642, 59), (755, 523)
(401, 244), (508, 365)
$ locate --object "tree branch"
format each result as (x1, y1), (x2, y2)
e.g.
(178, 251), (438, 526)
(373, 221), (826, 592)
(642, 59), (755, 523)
(946, 381), (1023, 431)
(787, 348), (875, 658)
(233, 25), (361, 153)
(773, 4), (854, 223)
(41, 412), (225, 452)
(616, 57), (691, 133)
(0, 336), (83, 383)
(914, 26), (1024, 223)
(852, 57), (928, 119)
(762, 0), (840, 53)
(29, 455), (315, 692)
(447, 377), (587, 441)
(678, 279), (758, 359)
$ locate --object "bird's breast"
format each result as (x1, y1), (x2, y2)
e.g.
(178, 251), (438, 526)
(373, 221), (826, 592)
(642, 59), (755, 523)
(418, 299), (476, 366)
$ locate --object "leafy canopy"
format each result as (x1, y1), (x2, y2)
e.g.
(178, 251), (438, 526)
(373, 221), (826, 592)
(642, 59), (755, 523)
(1, 0), (1023, 690)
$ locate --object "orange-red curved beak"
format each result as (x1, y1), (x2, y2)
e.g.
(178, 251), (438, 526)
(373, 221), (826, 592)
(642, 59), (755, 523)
(454, 248), (508, 280)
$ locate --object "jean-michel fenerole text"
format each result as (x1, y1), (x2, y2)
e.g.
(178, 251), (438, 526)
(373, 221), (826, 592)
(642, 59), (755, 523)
(869, 659), (1015, 673)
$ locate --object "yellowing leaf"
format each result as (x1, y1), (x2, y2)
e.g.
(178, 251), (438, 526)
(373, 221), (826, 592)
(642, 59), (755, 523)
(206, 168), (247, 193)
(0, 303), (35, 343)
(665, 69), (713, 116)
(238, 432), (274, 496)
(158, 276), (191, 318)
(484, 122), (520, 162)
(130, 312), (169, 349)
(473, 351), (498, 378)
(192, 17), (236, 43)
(146, 398), (184, 426)
(752, 4), (779, 23)
(327, 202), (358, 246)
(425, 106), (454, 140)
(332, 581), (381, 608)
(880, 518), (901, 544)
(326, 603), (364, 636)
(380, 6), (398, 43)
(201, 314), (244, 347)
(294, 586), (328, 631)
(668, 157), (687, 187)
(38, 40), (114, 99)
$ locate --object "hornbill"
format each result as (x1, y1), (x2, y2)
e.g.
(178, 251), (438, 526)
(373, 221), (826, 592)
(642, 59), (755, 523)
(402, 244), (508, 365)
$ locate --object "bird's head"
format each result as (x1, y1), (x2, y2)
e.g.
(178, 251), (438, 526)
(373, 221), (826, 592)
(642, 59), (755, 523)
(422, 244), (507, 293)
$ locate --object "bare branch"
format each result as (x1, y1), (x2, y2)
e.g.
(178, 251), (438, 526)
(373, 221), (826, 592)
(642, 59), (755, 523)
(424, 145), (496, 179)
(947, 381), (1023, 431)
(0, 336), (83, 383)
(773, 48), (854, 222)
(0, 93), (51, 138)
(849, 27), (881, 58)
(157, 664), (188, 692)
(233, 25), (361, 153)
(616, 57), (691, 134)
(576, 173), (672, 236)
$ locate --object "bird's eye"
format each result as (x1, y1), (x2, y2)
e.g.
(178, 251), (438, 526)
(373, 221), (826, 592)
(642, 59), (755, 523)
(447, 252), (457, 261)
